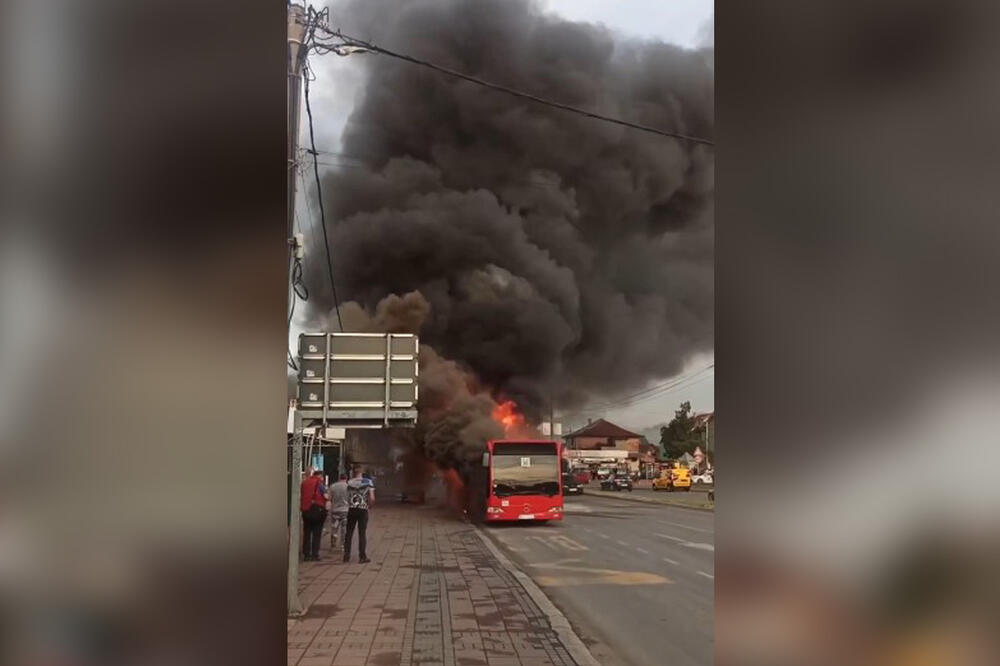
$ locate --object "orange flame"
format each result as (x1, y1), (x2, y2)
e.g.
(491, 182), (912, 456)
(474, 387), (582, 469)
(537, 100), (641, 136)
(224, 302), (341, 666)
(440, 468), (466, 512)
(492, 399), (526, 435)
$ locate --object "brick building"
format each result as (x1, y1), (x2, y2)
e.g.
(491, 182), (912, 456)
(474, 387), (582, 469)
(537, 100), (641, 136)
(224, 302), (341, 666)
(563, 419), (657, 475)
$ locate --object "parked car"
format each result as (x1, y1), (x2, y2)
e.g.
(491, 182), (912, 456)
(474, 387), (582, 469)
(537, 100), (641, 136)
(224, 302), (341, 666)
(670, 467), (692, 491)
(653, 467), (692, 492)
(600, 473), (633, 492)
(562, 473), (583, 495)
(652, 472), (673, 491)
(692, 472), (714, 485)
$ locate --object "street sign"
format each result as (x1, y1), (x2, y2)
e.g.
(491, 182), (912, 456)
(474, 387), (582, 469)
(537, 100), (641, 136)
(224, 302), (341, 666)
(297, 332), (419, 428)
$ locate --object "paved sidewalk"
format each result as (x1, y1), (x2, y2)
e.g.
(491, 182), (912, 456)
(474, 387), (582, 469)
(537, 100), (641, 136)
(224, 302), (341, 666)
(288, 503), (582, 666)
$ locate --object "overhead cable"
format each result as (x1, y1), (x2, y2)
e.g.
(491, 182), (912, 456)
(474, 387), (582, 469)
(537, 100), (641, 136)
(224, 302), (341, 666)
(313, 24), (714, 147)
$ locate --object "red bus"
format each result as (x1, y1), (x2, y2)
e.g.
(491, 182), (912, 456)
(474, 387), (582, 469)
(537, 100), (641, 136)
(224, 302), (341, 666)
(464, 439), (564, 522)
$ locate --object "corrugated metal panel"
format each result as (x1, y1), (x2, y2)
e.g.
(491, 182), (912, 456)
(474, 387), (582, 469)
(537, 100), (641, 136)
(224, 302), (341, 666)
(296, 333), (419, 427)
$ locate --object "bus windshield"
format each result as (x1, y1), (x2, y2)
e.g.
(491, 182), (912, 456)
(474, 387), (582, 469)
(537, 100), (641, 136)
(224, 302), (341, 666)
(492, 443), (560, 496)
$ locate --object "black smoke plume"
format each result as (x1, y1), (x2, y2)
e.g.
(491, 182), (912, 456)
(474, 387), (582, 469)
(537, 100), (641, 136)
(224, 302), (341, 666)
(304, 0), (714, 428)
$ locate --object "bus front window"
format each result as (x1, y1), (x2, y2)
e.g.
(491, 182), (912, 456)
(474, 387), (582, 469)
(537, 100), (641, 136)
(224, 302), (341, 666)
(492, 453), (559, 496)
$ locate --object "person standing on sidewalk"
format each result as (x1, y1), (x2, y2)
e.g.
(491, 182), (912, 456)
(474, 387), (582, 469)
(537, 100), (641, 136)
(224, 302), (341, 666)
(344, 465), (374, 563)
(300, 469), (327, 561)
(328, 473), (349, 549)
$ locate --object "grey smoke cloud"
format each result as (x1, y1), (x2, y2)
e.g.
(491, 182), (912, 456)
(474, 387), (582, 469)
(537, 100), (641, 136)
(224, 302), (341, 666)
(305, 0), (714, 420)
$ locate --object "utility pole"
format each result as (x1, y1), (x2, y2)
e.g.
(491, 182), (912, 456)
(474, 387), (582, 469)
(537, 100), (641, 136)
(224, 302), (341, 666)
(288, 3), (308, 236)
(287, 2), (308, 618)
(549, 384), (555, 439)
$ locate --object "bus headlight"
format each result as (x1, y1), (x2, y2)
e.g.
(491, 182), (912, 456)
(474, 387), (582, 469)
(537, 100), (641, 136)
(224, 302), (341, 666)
(547, 506), (563, 513)
(487, 507), (504, 514)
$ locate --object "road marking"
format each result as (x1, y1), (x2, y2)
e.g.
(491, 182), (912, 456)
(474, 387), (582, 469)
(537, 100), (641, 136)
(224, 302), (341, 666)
(532, 562), (672, 587)
(598, 533), (610, 539)
(616, 540), (630, 547)
(550, 535), (589, 552)
(655, 533), (686, 542)
(697, 571), (715, 579)
(636, 547), (649, 554)
(658, 520), (713, 534)
(662, 557), (679, 565)
(527, 536), (560, 551)
(654, 533), (714, 551)
(533, 558), (582, 567)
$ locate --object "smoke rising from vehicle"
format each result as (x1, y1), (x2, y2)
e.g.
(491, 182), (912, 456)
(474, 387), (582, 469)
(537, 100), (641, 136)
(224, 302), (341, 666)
(302, 0), (713, 466)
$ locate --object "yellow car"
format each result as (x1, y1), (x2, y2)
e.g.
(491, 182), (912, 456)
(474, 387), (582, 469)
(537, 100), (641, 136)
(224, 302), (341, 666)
(652, 473), (673, 491)
(652, 466), (692, 492)
(670, 467), (692, 491)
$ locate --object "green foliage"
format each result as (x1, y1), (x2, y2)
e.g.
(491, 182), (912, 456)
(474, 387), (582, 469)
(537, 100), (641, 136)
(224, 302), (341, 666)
(658, 401), (700, 459)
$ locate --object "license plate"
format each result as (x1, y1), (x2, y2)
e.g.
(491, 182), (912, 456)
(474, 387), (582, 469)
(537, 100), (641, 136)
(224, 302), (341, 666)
(518, 514), (535, 520)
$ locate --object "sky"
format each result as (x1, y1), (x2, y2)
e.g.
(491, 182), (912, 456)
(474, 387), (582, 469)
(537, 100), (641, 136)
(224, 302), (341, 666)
(294, 0), (715, 433)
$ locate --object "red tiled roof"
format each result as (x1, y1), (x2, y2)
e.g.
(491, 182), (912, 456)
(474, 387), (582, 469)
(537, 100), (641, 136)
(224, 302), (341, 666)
(564, 418), (642, 439)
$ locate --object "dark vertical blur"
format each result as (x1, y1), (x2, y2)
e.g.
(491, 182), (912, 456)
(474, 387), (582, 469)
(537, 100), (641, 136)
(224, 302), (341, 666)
(718, 0), (1000, 664)
(1, 1), (286, 664)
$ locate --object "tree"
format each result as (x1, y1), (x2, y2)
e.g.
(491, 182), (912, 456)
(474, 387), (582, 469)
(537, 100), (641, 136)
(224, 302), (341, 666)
(659, 401), (699, 459)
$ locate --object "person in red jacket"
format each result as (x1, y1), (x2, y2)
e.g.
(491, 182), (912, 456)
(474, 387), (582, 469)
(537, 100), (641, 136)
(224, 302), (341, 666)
(300, 469), (327, 561)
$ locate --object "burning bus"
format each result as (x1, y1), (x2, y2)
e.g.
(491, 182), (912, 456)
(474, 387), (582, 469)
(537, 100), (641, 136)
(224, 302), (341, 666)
(463, 438), (564, 523)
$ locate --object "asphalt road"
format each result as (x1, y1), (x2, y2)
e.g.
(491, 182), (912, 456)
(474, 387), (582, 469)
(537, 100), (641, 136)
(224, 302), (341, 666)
(586, 482), (714, 508)
(483, 491), (714, 666)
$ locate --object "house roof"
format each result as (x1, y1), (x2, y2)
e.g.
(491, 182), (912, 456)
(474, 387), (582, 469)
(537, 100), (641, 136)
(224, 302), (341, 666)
(563, 418), (642, 440)
(693, 412), (715, 428)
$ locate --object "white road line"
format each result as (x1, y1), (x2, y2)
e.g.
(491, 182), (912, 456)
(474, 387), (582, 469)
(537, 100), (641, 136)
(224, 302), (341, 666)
(598, 533), (610, 539)
(658, 520), (713, 534)
(662, 557), (679, 565)
(654, 533), (686, 542)
(697, 571), (715, 579)
(616, 540), (630, 547)
(654, 533), (714, 551)
(636, 547), (649, 555)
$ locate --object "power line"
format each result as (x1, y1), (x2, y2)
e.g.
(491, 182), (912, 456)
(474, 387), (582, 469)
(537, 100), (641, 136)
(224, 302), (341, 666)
(625, 373), (715, 416)
(302, 53), (344, 331)
(313, 25), (714, 147)
(586, 364), (714, 410)
(562, 363), (715, 416)
(287, 247), (306, 371)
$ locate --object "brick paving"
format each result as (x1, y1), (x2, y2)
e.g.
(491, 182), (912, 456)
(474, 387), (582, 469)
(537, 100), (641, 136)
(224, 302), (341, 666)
(288, 504), (579, 666)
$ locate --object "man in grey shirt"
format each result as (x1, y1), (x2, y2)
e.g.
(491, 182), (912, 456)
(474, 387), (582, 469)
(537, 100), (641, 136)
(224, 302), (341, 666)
(328, 474), (349, 549)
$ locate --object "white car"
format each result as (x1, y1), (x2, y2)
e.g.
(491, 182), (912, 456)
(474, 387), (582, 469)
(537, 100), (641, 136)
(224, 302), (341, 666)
(692, 472), (714, 485)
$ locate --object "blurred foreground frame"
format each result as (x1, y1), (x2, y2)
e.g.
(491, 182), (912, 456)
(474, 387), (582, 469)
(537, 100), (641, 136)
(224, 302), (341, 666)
(717, 0), (1000, 665)
(1, 0), (287, 664)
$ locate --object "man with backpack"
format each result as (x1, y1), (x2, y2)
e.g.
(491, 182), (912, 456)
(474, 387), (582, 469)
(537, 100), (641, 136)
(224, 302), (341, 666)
(344, 465), (375, 563)
(300, 469), (327, 561)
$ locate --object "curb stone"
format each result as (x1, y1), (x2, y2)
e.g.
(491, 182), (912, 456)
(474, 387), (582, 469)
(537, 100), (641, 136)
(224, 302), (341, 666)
(584, 489), (714, 512)
(473, 527), (601, 666)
